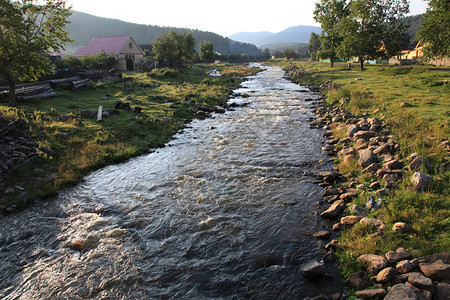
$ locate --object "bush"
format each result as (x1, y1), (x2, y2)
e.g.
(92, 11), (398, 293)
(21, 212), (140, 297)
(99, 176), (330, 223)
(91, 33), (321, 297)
(54, 53), (116, 70)
(200, 78), (220, 86)
(148, 68), (177, 78)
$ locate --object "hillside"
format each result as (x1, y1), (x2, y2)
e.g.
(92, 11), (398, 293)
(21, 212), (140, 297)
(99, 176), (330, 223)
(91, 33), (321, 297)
(259, 42), (308, 53)
(65, 11), (260, 56)
(401, 14), (423, 41)
(229, 25), (322, 47)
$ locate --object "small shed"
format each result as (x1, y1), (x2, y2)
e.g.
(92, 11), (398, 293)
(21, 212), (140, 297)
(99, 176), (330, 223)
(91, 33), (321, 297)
(73, 35), (144, 70)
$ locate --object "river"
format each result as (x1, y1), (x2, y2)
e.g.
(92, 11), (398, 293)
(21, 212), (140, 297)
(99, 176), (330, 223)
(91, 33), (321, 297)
(0, 64), (343, 299)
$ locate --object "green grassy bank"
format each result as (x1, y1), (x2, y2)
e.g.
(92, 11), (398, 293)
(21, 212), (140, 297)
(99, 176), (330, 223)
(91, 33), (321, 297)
(0, 63), (259, 211)
(270, 60), (449, 291)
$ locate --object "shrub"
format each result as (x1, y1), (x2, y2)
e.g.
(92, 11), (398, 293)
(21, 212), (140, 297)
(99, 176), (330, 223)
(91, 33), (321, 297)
(200, 78), (220, 86)
(148, 68), (177, 78)
(54, 53), (116, 70)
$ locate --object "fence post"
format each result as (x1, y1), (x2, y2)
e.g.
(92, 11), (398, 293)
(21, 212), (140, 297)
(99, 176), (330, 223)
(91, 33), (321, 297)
(97, 106), (103, 121)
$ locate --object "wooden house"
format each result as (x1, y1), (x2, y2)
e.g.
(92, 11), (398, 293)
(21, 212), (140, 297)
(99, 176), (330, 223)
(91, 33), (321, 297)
(73, 35), (144, 70)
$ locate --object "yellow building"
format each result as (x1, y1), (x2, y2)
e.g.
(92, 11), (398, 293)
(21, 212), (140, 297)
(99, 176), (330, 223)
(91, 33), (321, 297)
(399, 40), (425, 60)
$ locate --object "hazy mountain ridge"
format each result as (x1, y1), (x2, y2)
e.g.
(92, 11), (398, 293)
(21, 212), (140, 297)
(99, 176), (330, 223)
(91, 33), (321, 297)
(65, 11), (260, 55)
(229, 25), (322, 47)
(229, 14), (422, 49)
(259, 42), (309, 53)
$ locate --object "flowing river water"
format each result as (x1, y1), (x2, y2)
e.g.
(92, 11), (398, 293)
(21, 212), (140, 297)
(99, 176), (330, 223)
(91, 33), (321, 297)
(0, 64), (344, 299)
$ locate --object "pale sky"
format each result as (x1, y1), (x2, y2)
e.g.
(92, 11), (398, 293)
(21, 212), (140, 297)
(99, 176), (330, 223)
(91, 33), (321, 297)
(65, 0), (429, 37)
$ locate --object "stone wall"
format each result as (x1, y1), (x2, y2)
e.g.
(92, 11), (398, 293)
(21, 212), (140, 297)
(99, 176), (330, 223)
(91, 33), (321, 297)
(0, 116), (38, 182)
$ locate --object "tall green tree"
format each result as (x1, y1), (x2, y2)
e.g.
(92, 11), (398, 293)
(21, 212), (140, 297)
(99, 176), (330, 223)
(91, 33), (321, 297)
(262, 48), (271, 60)
(337, 0), (409, 70)
(313, 0), (348, 67)
(152, 29), (197, 68)
(0, 0), (72, 106)
(417, 0), (450, 59)
(283, 48), (297, 59)
(272, 50), (282, 59)
(381, 0), (411, 58)
(308, 32), (322, 61)
(199, 41), (215, 62)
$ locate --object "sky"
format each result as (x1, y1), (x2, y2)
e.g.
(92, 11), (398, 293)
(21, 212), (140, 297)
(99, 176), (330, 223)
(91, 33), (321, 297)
(65, 0), (429, 37)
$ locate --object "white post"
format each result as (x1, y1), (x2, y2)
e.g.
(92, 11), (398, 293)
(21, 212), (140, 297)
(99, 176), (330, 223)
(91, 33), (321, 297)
(97, 106), (103, 121)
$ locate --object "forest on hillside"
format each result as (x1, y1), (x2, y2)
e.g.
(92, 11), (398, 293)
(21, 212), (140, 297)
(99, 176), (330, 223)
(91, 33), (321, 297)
(66, 11), (260, 56)
(401, 14), (423, 42)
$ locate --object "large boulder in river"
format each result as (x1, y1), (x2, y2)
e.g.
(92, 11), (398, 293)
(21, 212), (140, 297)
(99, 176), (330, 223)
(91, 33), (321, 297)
(301, 260), (326, 279)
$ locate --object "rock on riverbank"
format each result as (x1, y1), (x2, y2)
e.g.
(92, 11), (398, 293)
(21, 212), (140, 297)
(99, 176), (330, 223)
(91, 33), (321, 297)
(305, 81), (450, 299)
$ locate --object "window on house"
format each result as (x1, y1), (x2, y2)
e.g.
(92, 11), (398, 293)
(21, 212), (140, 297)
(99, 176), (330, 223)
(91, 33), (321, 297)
(129, 42), (133, 49)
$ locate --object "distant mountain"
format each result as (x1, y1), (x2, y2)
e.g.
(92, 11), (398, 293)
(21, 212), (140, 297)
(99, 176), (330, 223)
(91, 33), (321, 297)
(229, 25), (322, 47)
(228, 31), (273, 45)
(65, 11), (260, 56)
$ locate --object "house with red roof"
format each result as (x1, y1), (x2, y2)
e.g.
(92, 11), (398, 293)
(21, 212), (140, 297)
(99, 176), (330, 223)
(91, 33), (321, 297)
(73, 35), (144, 70)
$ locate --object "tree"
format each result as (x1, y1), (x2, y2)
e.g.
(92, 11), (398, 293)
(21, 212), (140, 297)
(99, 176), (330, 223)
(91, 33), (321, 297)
(283, 48), (297, 59)
(144, 49), (152, 58)
(313, 0), (348, 67)
(417, 0), (450, 59)
(308, 32), (322, 61)
(152, 29), (197, 68)
(272, 50), (283, 59)
(381, 0), (411, 59)
(199, 41), (215, 62)
(54, 53), (116, 70)
(0, 0), (72, 106)
(337, 0), (409, 70)
(262, 48), (271, 60)
(80, 53), (117, 70)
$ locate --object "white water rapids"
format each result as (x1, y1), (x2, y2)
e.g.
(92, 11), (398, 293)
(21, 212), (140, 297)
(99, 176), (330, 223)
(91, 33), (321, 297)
(0, 64), (343, 299)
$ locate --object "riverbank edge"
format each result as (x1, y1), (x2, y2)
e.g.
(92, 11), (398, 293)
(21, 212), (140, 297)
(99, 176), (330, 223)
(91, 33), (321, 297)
(0, 64), (261, 214)
(282, 65), (450, 298)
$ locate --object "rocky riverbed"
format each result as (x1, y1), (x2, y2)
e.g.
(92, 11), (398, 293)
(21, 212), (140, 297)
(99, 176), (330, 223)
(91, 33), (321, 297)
(306, 81), (450, 299)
